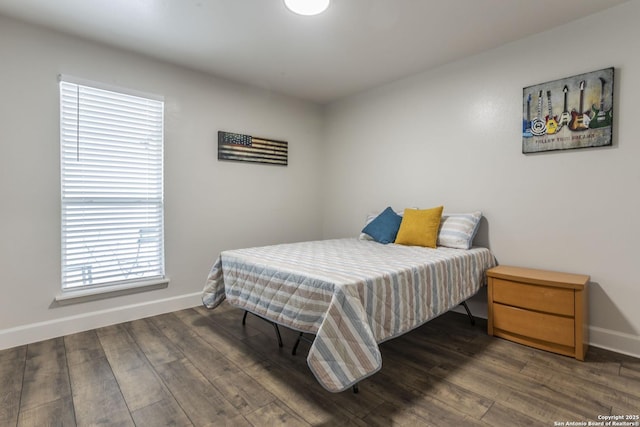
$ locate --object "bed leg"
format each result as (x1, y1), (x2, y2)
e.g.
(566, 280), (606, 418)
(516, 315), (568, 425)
(461, 301), (475, 326)
(272, 323), (283, 348)
(353, 384), (359, 394)
(292, 332), (303, 355)
(291, 332), (315, 356)
(241, 311), (283, 348)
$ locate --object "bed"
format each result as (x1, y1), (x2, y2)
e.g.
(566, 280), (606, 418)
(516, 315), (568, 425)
(202, 236), (496, 393)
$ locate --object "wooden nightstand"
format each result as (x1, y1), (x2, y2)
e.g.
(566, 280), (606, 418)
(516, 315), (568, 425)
(486, 265), (589, 360)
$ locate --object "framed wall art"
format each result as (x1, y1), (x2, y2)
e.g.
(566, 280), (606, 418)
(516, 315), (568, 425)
(522, 67), (614, 154)
(218, 131), (288, 166)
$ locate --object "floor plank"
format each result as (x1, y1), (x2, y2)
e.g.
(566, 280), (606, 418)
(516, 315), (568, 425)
(96, 323), (192, 426)
(130, 398), (194, 427)
(150, 313), (276, 415)
(381, 356), (493, 419)
(124, 318), (182, 366)
(153, 358), (245, 426)
(1, 304), (639, 426)
(174, 308), (275, 370)
(0, 345), (26, 426)
(16, 397), (75, 427)
(67, 356), (134, 426)
(241, 357), (362, 426)
(243, 401), (310, 427)
(97, 323), (168, 410)
(64, 330), (105, 367)
(480, 401), (541, 426)
(18, 338), (73, 421)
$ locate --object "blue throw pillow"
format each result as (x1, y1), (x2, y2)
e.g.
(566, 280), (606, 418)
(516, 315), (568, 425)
(361, 207), (403, 244)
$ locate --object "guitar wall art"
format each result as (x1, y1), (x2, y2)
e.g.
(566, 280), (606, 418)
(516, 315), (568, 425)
(522, 67), (613, 154)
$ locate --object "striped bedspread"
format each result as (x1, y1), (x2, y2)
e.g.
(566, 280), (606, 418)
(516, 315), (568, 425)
(202, 238), (496, 392)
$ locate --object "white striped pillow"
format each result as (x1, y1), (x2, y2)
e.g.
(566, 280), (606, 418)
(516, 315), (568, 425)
(437, 211), (482, 249)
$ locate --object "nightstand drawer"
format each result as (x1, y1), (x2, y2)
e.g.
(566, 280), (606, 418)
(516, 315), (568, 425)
(487, 265), (589, 360)
(492, 278), (574, 316)
(493, 303), (575, 347)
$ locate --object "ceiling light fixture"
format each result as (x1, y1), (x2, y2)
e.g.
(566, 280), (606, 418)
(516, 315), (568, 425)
(284, 0), (330, 16)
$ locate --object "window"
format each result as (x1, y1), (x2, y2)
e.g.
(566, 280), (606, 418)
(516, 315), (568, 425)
(60, 77), (165, 291)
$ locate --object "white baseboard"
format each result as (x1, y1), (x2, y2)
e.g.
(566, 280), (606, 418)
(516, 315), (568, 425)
(4, 293), (638, 360)
(588, 325), (640, 359)
(0, 292), (202, 351)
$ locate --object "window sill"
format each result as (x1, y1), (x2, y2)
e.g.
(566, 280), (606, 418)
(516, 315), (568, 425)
(54, 278), (169, 306)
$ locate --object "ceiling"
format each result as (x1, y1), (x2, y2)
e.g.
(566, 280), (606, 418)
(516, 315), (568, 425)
(0, 0), (629, 104)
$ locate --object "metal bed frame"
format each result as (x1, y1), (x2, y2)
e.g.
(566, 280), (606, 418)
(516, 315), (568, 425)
(241, 301), (476, 394)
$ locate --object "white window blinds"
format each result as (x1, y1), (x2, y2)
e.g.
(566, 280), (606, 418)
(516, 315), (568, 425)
(60, 78), (165, 290)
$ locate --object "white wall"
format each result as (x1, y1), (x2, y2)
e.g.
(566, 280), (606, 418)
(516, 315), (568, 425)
(2, 2), (639, 357)
(0, 15), (324, 349)
(323, 1), (640, 356)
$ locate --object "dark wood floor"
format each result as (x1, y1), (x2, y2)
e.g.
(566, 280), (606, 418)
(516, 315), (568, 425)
(1, 302), (639, 427)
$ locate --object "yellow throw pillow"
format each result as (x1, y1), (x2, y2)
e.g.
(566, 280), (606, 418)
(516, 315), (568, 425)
(395, 206), (444, 248)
